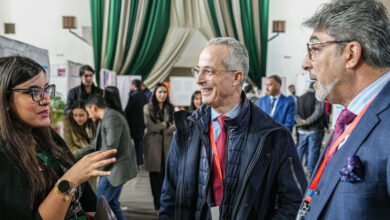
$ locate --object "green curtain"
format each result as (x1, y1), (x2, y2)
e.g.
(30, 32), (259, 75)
(90, 0), (170, 82)
(90, 0), (104, 83)
(260, 0), (269, 87)
(207, 0), (221, 37)
(125, 0), (170, 79)
(206, 0), (270, 88)
(240, 0), (262, 87)
(123, 0), (139, 56)
(105, 0), (122, 70)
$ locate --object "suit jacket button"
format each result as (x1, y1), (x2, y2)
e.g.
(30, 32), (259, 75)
(315, 190), (320, 195)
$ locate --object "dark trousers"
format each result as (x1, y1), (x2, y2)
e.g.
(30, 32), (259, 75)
(133, 138), (143, 165)
(149, 168), (165, 210)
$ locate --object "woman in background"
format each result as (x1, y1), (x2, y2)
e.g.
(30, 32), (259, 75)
(63, 100), (98, 192)
(189, 90), (202, 111)
(64, 100), (96, 154)
(143, 82), (175, 212)
(103, 86), (124, 115)
(0, 56), (116, 219)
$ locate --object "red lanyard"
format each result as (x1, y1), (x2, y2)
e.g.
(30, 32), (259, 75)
(304, 99), (374, 203)
(210, 122), (225, 182)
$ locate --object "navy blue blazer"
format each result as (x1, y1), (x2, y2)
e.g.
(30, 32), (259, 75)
(257, 94), (295, 131)
(299, 80), (390, 219)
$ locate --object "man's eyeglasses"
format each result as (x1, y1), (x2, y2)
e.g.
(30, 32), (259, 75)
(191, 67), (236, 79)
(306, 40), (351, 60)
(11, 84), (56, 102)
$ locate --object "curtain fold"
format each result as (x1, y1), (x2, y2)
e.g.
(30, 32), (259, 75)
(259, 0), (269, 85)
(125, 0), (170, 79)
(144, 0), (216, 88)
(90, 0), (170, 81)
(204, 0), (269, 88)
(90, 0), (104, 83)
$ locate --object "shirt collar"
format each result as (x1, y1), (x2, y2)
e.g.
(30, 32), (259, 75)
(211, 103), (241, 121)
(347, 70), (390, 115)
(270, 94), (281, 100)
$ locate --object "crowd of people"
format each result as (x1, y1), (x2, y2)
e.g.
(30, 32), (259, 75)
(1, 0), (390, 219)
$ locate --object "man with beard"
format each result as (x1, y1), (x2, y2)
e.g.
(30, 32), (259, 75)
(297, 0), (390, 219)
(257, 75), (296, 131)
(160, 37), (307, 219)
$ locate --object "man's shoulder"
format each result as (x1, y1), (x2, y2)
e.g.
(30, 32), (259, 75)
(249, 103), (287, 132)
(68, 85), (81, 95)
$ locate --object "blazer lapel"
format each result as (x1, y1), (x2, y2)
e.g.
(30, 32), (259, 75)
(309, 106), (380, 218)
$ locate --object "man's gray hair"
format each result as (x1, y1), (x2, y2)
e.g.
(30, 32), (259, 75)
(207, 37), (249, 86)
(303, 0), (390, 68)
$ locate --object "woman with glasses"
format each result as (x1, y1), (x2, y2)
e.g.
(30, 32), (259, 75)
(0, 56), (117, 219)
(143, 82), (175, 212)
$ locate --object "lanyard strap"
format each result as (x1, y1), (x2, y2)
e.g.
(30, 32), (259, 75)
(304, 98), (374, 203)
(210, 122), (225, 182)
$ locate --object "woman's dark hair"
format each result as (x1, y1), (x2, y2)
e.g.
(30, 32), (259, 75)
(150, 82), (174, 123)
(103, 86), (124, 115)
(190, 90), (201, 110)
(0, 56), (74, 210)
(66, 100), (96, 143)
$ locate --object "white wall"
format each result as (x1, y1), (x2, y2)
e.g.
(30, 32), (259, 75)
(0, 0), (93, 99)
(267, 0), (328, 96)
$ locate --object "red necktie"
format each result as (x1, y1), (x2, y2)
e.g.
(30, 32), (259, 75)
(326, 108), (356, 157)
(213, 115), (228, 206)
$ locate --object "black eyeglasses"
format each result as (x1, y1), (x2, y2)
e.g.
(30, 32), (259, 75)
(191, 67), (236, 80)
(11, 84), (56, 102)
(306, 40), (351, 60)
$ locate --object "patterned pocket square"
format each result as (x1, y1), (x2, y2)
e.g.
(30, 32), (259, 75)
(339, 156), (364, 183)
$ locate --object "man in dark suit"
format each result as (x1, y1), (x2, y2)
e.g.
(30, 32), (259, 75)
(257, 75), (295, 131)
(297, 0), (390, 219)
(125, 79), (148, 166)
(76, 94), (138, 220)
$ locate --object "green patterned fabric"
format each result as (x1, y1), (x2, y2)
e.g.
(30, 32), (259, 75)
(125, 0), (170, 79)
(90, 0), (104, 83)
(90, 0), (170, 82)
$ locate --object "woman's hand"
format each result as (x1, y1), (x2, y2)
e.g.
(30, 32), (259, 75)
(61, 149), (117, 187)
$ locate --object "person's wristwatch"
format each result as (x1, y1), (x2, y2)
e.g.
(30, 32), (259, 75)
(55, 179), (76, 201)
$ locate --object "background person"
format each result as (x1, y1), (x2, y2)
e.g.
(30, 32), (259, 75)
(64, 100), (97, 154)
(143, 82), (175, 212)
(65, 65), (102, 114)
(125, 79), (148, 166)
(103, 86), (125, 115)
(75, 94), (138, 220)
(63, 100), (98, 191)
(257, 75), (296, 131)
(189, 90), (202, 111)
(0, 56), (116, 220)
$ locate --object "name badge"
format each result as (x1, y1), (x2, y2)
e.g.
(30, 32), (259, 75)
(211, 206), (220, 220)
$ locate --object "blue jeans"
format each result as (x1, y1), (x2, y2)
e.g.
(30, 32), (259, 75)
(297, 131), (324, 176)
(96, 176), (126, 220)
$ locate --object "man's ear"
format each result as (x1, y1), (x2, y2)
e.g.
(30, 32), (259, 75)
(344, 41), (362, 69)
(232, 71), (244, 86)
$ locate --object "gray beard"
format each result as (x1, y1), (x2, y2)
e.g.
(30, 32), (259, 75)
(315, 79), (339, 102)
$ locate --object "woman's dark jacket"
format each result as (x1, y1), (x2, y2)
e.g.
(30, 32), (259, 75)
(0, 128), (96, 219)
